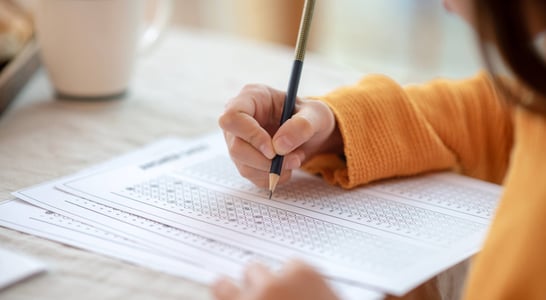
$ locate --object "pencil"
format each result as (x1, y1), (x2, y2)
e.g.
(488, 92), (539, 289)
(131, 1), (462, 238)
(268, 0), (316, 199)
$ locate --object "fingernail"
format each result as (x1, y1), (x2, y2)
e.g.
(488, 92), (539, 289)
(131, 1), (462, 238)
(260, 144), (275, 159)
(274, 136), (293, 155)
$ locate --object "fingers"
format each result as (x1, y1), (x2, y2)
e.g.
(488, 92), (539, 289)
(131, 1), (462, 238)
(244, 262), (274, 288)
(212, 276), (241, 300)
(220, 85), (336, 189)
(234, 162), (293, 189)
(224, 133), (272, 188)
(272, 115), (313, 155)
(211, 261), (338, 300)
(220, 112), (275, 160)
(226, 133), (273, 171)
(272, 99), (336, 156)
(220, 84), (286, 159)
(281, 260), (323, 282)
(242, 262), (281, 300)
(227, 133), (306, 173)
(282, 149), (306, 170)
(279, 260), (340, 300)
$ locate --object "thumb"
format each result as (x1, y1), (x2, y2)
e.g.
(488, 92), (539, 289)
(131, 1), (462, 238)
(272, 100), (329, 155)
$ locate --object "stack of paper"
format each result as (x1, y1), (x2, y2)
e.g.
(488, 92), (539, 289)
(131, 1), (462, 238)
(0, 133), (503, 299)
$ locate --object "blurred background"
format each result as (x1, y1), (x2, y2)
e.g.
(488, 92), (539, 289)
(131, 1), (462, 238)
(169, 0), (483, 83)
(2, 0), (484, 84)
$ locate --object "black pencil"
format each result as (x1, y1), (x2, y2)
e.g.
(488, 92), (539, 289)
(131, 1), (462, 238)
(268, 0), (316, 199)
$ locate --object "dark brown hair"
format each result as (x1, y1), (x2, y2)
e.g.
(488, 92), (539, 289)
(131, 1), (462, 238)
(474, 0), (546, 112)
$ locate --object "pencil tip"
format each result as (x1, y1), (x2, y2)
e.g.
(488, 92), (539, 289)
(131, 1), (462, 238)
(268, 173), (280, 200)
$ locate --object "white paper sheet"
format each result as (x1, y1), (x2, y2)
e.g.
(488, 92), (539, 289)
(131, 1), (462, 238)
(22, 134), (502, 295)
(0, 199), (216, 285)
(6, 134), (384, 300)
(16, 183), (278, 277)
(0, 242), (46, 290)
(0, 199), (382, 300)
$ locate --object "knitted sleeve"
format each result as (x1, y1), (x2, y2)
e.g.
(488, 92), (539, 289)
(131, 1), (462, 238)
(303, 72), (513, 188)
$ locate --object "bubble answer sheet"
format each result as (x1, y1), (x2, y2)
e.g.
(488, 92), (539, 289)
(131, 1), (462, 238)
(8, 133), (502, 297)
(5, 135), (383, 300)
(0, 200), (379, 300)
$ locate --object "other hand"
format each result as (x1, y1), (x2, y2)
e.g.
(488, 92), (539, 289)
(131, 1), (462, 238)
(212, 260), (340, 300)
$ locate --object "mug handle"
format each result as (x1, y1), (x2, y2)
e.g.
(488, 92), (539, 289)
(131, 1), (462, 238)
(139, 0), (172, 54)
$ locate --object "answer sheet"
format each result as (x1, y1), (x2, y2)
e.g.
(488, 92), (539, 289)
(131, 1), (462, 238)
(0, 199), (216, 284)
(0, 199), (382, 300)
(12, 134), (502, 295)
(7, 135), (384, 300)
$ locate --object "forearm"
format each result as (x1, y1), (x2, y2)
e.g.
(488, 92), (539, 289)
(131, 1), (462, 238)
(304, 72), (513, 188)
(404, 72), (514, 183)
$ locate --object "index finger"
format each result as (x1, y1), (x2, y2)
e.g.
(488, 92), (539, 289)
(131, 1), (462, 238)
(219, 85), (286, 158)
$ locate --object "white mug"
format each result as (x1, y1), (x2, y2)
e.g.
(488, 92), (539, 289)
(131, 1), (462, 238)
(34, 0), (171, 100)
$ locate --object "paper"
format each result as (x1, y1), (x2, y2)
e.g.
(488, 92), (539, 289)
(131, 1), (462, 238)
(1, 199), (382, 300)
(11, 134), (501, 295)
(0, 199), (216, 285)
(5, 135), (384, 300)
(0, 240), (46, 290)
(10, 187), (383, 300)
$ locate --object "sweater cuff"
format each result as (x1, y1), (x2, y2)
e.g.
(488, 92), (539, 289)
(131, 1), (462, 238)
(305, 75), (456, 188)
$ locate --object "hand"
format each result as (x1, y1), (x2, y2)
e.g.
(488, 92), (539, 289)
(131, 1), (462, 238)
(219, 84), (341, 188)
(212, 260), (340, 300)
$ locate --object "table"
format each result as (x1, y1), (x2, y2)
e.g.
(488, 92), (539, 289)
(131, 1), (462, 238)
(0, 27), (467, 300)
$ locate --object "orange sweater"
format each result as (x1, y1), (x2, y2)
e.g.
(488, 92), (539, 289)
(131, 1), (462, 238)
(304, 72), (546, 299)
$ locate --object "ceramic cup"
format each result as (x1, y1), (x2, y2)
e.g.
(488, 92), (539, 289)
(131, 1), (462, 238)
(34, 0), (170, 100)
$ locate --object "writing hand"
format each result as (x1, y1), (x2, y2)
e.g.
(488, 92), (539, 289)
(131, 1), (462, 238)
(219, 84), (340, 188)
